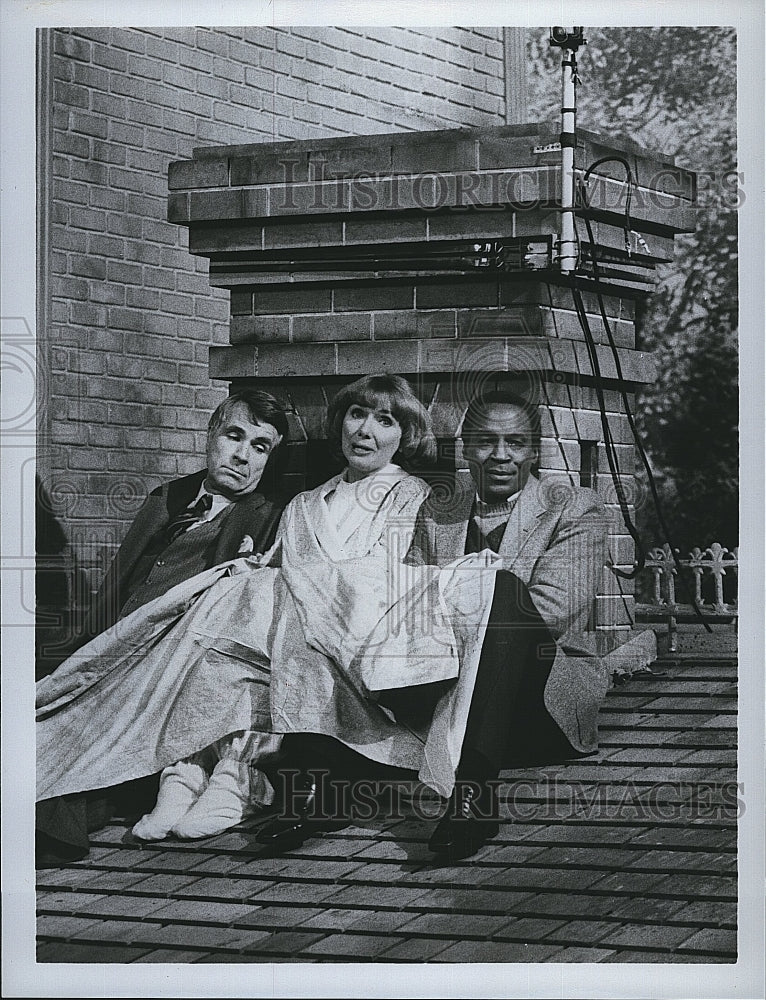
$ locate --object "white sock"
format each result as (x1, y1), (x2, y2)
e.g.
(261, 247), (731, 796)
(171, 758), (272, 839)
(132, 759), (208, 841)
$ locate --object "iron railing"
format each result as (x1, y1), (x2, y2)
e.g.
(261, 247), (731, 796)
(635, 542), (738, 651)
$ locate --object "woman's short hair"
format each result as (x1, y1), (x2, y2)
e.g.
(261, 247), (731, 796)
(326, 374), (437, 468)
(208, 390), (289, 441)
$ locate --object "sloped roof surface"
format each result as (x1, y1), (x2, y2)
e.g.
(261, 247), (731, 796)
(36, 652), (737, 964)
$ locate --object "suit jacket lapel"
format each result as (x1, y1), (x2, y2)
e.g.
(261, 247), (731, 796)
(166, 470), (206, 521)
(90, 469), (206, 637)
(498, 475), (546, 569)
(215, 490), (267, 563)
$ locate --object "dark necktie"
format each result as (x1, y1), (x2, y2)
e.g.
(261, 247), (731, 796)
(165, 493), (213, 543)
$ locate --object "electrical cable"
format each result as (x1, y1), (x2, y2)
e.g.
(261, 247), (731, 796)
(577, 162), (712, 630)
(569, 283), (645, 579)
(547, 26), (710, 629)
(548, 32), (644, 579)
(581, 155), (633, 254)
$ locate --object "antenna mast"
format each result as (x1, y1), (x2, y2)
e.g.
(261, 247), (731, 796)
(549, 27), (586, 274)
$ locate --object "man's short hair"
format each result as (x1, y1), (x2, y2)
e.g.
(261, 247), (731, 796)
(208, 390), (289, 441)
(460, 388), (541, 457)
(326, 374), (437, 468)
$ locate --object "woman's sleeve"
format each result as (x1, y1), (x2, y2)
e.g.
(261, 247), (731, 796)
(381, 477), (431, 564)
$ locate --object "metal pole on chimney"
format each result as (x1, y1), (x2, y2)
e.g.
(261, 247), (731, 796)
(549, 27), (586, 274)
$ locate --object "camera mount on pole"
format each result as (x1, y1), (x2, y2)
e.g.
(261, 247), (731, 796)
(549, 26), (586, 274)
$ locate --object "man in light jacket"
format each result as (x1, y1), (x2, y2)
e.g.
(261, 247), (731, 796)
(409, 387), (609, 859)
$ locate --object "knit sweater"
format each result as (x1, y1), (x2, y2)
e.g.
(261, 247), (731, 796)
(465, 492), (520, 554)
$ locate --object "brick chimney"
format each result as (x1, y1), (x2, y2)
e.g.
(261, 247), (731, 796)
(168, 122), (696, 668)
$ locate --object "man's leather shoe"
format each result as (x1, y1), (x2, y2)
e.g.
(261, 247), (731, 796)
(255, 772), (349, 850)
(428, 779), (500, 861)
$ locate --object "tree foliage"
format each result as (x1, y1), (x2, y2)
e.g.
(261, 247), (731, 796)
(527, 27), (739, 551)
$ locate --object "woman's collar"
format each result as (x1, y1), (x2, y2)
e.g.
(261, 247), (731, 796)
(341, 463), (405, 486)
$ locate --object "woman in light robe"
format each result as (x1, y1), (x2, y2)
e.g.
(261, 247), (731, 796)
(39, 375), (487, 847)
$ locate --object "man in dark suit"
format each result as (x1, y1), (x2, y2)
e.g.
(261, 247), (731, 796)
(36, 389), (288, 865)
(86, 389), (287, 636)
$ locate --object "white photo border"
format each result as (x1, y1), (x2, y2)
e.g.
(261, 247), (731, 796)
(1, 2), (762, 997)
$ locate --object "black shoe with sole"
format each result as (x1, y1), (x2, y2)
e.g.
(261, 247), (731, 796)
(428, 779), (500, 861)
(255, 771), (350, 850)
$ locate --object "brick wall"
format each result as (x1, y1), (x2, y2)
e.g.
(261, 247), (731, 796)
(41, 25), (506, 587)
(540, 381), (637, 645)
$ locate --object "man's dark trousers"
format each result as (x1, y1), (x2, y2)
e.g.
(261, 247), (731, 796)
(460, 569), (576, 777)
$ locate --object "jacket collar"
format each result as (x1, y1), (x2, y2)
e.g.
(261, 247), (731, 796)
(497, 474), (547, 567)
(434, 471), (547, 564)
(166, 470), (207, 516)
(317, 464), (407, 502)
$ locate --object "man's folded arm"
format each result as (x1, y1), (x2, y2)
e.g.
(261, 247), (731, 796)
(522, 495), (608, 640)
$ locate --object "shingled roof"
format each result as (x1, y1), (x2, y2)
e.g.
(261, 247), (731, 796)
(36, 646), (737, 965)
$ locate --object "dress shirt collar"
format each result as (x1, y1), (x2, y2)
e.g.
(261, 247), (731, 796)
(195, 480), (236, 523)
